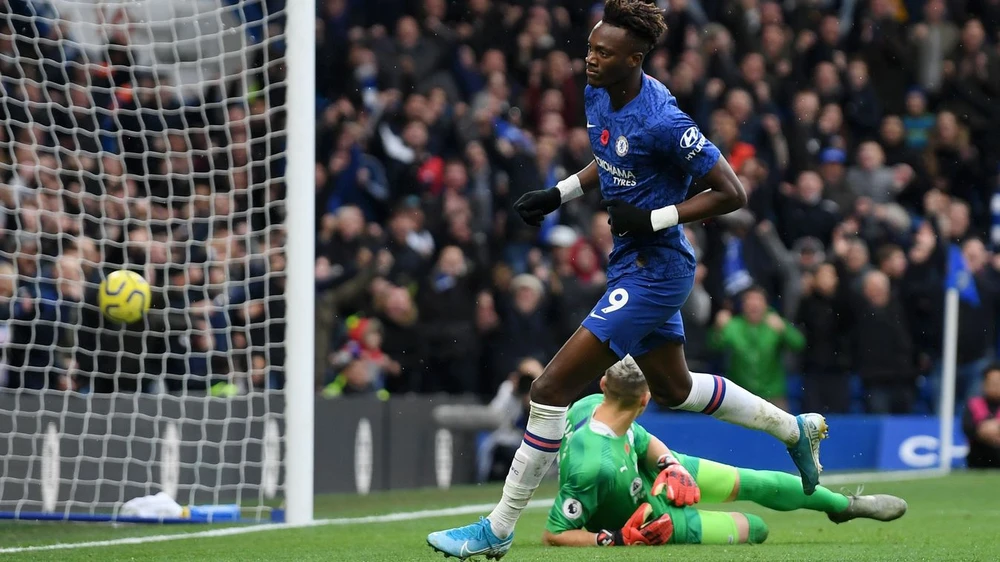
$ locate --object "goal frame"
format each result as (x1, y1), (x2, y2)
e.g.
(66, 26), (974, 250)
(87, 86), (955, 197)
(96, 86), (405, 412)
(282, 0), (316, 526)
(0, 0), (315, 524)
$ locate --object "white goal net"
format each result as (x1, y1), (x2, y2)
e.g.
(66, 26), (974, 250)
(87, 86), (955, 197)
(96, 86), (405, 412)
(0, 0), (305, 521)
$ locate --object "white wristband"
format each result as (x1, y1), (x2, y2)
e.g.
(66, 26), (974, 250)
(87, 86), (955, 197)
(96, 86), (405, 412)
(650, 205), (679, 232)
(555, 175), (583, 203)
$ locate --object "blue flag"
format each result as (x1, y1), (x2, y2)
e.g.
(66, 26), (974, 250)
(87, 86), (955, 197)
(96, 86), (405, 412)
(722, 237), (753, 297)
(946, 244), (980, 306)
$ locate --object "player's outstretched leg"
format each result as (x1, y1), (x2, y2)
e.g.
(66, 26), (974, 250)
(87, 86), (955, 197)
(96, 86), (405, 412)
(737, 466), (847, 512)
(739, 464), (908, 523)
(685, 455), (907, 523)
(826, 494), (909, 524)
(635, 342), (828, 494)
(427, 329), (618, 560)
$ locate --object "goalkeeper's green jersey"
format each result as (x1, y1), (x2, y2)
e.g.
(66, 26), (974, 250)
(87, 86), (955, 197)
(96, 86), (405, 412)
(545, 394), (695, 539)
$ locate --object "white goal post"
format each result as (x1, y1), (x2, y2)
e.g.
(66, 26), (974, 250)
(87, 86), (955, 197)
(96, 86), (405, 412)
(282, 0), (315, 526)
(0, 0), (314, 523)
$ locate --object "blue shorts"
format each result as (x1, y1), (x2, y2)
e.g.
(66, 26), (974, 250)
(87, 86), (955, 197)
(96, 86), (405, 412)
(581, 273), (694, 359)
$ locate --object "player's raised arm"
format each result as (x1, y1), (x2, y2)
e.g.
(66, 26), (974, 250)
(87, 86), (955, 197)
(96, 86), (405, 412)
(601, 159), (747, 236)
(600, 115), (748, 237)
(672, 157), (747, 225)
(513, 161), (599, 226)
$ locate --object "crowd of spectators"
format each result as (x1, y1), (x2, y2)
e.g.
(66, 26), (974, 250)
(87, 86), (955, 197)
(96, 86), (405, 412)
(0, 0), (288, 394)
(317, 0), (1000, 415)
(2, 0), (1000, 417)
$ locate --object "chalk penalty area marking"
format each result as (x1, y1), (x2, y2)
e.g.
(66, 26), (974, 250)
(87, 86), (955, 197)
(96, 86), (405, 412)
(0, 469), (947, 554)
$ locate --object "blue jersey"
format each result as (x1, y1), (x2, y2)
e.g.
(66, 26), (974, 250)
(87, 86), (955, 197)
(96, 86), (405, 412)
(585, 74), (721, 283)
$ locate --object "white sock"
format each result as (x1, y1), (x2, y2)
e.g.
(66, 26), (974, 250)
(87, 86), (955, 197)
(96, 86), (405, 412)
(675, 372), (800, 446)
(487, 401), (567, 539)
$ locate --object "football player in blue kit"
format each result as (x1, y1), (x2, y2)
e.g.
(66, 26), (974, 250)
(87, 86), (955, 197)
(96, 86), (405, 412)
(427, 1), (829, 559)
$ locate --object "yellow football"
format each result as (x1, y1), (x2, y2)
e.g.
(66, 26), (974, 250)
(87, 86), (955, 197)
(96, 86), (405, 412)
(98, 270), (151, 324)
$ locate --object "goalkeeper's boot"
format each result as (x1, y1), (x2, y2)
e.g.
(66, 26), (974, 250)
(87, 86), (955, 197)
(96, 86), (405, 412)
(787, 413), (829, 495)
(426, 517), (513, 560)
(828, 494), (908, 524)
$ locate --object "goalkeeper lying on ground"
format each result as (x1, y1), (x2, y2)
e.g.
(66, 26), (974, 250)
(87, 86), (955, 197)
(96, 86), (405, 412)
(543, 357), (907, 547)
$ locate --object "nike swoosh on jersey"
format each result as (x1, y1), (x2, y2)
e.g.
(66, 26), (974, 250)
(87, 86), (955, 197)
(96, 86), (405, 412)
(589, 311), (606, 320)
(587, 122), (597, 128)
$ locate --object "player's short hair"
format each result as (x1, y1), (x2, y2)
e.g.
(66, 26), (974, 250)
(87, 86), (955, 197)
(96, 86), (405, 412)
(603, 355), (648, 407)
(602, 0), (667, 54)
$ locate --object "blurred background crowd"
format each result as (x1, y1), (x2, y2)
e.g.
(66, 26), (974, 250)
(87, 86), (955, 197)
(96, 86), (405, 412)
(1, 0), (1000, 418)
(317, 0), (1000, 417)
(0, 0), (288, 395)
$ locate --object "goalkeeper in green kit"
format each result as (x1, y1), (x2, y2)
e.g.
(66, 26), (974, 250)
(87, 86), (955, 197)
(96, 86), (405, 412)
(543, 357), (907, 547)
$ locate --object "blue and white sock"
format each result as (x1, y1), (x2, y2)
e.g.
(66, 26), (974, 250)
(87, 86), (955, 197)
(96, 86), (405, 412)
(487, 401), (567, 539)
(675, 372), (800, 446)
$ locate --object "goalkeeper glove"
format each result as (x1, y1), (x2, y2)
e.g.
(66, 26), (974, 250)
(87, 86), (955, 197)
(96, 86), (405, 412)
(652, 453), (701, 507)
(595, 503), (674, 546)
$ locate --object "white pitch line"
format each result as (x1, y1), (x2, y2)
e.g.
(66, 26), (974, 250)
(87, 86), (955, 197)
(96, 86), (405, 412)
(0, 469), (948, 555)
(0, 499), (554, 554)
(321, 498), (554, 527)
(819, 468), (948, 485)
(0, 522), (293, 555)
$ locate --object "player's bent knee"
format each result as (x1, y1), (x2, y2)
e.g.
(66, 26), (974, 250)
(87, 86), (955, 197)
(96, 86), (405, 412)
(649, 385), (689, 408)
(528, 374), (570, 407)
(743, 513), (769, 544)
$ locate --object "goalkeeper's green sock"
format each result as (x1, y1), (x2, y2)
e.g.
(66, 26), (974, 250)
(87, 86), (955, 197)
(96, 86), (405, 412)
(736, 468), (850, 513)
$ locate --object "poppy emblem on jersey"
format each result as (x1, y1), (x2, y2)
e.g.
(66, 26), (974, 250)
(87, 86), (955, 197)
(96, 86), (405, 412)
(600, 129), (610, 146)
(615, 136), (629, 156)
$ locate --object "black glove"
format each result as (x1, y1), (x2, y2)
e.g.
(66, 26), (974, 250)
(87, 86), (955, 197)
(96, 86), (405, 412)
(514, 188), (562, 227)
(601, 199), (653, 237)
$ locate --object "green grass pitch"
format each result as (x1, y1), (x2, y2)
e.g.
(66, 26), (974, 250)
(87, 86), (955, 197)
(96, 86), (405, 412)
(1, 472), (996, 561)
